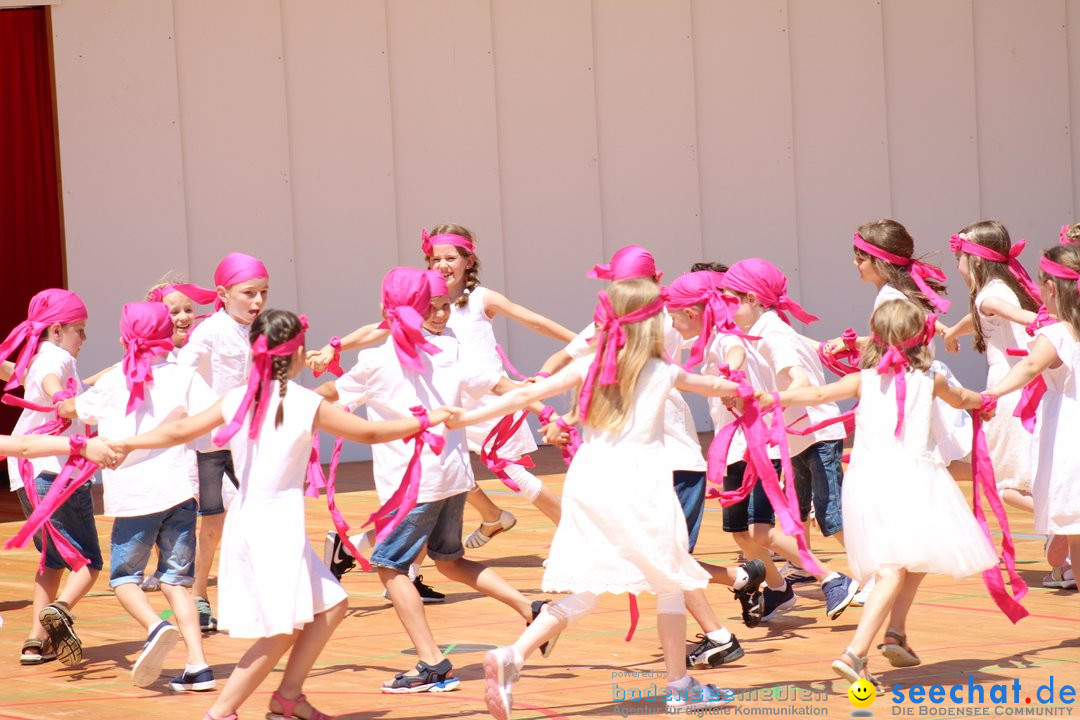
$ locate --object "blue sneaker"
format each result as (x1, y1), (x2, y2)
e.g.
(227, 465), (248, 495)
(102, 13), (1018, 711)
(132, 621), (179, 688)
(823, 573), (859, 620)
(666, 676), (734, 710)
(761, 580), (797, 622)
(169, 665), (216, 692)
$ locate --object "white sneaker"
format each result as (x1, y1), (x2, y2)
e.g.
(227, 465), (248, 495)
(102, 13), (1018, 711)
(132, 622), (179, 688)
(483, 647), (520, 720)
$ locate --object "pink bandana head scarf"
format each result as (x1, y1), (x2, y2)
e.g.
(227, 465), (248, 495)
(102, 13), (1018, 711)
(377, 267), (441, 372)
(949, 233), (1041, 303)
(853, 233), (951, 313)
(147, 283), (219, 307)
(587, 245), (662, 281)
(213, 314), (308, 446)
(871, 311), (937, 437)
(0, 289), (88, 390)
(577, 289), (668, 421)
(212, 252), (269, 311)
(720, 259), (819, 325)
(421, 228), (476, 258)
(665, 271), (753, 368)
(120, 302), (175, 414)
(424, 269), (450, 298)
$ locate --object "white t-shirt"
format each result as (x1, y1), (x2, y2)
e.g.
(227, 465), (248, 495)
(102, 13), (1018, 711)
(75, 358), (218, 517)
(7, 342), (85, 491)
(703, 333), (780, 465)
(749, 310), (845, 456)
(334, 331), (498, 503)
(177, 309), (252, 452)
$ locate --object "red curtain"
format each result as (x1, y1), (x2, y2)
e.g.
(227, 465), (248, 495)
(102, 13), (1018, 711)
(0, 7), (65, 433)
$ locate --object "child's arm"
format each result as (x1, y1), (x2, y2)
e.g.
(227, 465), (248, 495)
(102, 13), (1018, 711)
(115, 401), (227, 452)
(314, 380), (339, 402)
(932, 373), (985, 410)
(538, 348), (573, 377)
(943, 313), (973, 353)
(314, 400), (451, 444)
(306, 323), (388, 372)
(822, 334), (870, 356)
(491, 376), (548, 416)
(447, 369), (581, 429)
(0, 434), (119, 466)
(56, 397), (77, 419)
(81, 362), (120, 388)
(985, 334), (1060, 398)
(674, 367), (740, 397)
(760, 372), (861, 410)
(978, 297), (1039, 327)
(776, 365), (810, 392)
(0, 360), (14, 383)
(483, 290), (576, 343)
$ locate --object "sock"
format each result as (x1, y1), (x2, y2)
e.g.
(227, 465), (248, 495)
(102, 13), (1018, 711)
(185, 663), (209, 674)
(767, 579), (787, 592)
(706, 627), (732, 644)
(668, 674), (692, 689)
(408, 563), (420, 581)
(822, 572), (840, 585)
(732, 567), (749, 590)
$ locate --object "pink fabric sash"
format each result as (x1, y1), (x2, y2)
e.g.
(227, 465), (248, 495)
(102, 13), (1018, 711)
(1025, 306), (1055, 337)
(2, 377), (79, 437)
(818, 328), (861, 377)
(587, 245), (662, 282)
(0, 289), (88, 391)
(377, 267), (440, 373)
(625, 595), (640, 642)
(1013, 375), (1047, 433)
(578, 291), (667, 421)
(362, 407), (446, 544)
(854, 233), (951, 313)
(970, 396), (1029, 623)
(212, 316), (307, 446)
(1039, 255), (1080, 295)
(147, 283), (219, 306)
(721, 259), (819, 325)
(421, 228), (475, 257)
(305, 433), (371, 571)
(121, 302), (175, 414)
(480, 411), (536, 492)
(948, 234), (1041, 303)
(312, 337), (344, 379)
(665, 272), (756, 369)
(538, 405), (581, 466)
(212, 253), (269, 311)
(495, 344), (526, 381)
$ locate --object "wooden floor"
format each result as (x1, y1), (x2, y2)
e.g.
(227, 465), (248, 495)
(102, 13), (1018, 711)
(0, 451), (1076, 719)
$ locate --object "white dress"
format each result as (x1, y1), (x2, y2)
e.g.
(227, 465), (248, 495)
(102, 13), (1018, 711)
(446, 286), (538, 458)
(842, 369), (998, 582)
(975, 280), (1034, 493)
(217, 381), (347, 638)
(541, 358), (710, 595)
(1032, 324), (1080, 535)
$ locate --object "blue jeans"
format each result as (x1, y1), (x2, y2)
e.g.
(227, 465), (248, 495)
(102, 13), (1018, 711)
(673, 471), (706, 552)
(721, 459), (783, 533)
(791, 440), (845, 537)
(196, 449), (236, 516)
(369, 493), (467, 575)
(16, 473), (103, 571)
(109, 498), (197, 587)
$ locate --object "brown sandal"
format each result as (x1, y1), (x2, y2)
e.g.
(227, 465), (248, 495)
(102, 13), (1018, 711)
(832, 648), (884, 692)
(878, 629), (920, 667)
(19, 638), (57, 666)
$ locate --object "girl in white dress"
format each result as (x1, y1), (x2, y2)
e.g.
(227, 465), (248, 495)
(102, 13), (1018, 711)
(762, 299), (996, 691)
(114, 309), (450, 720)
(447, 279), (740, 720)
(986, 243), (1080, 600)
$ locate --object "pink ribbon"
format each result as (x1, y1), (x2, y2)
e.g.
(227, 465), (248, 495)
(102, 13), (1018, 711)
(625, 595), (640, 642)
(212, 316), (308, 446)
(212, 252), (269, 311)
(586, 245), (662, 282)
(1025, 306), (1055, 337)
(420, 228), (475, 258)
(121, 302), (176, 414)
(721, 259), (819, 325)
(1039, 255), (1080, 296)
(818, 328), (861, 377)
(312, 337), (344, 379)
(362, 407), (446, 544)
(538, 405), (581, 465)
(377, 267), (441, 373)
(1013, 375), (1047, 433)
(871, 313), (937, 436)
(577, 291), (668, 421)
(305, 433), (370, 571)
(854, 233), (951, 313)
(147, 283), (219, 306)
(970, 396), (1029, 623)
(0, 289), (88, 391)
(480, 412), (536, 492)
(949, 234), (1041, 303)
(495, 344), (527, 381)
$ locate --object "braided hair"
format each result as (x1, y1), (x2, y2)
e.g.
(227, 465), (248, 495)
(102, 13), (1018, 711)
(249, 309), (304, 428)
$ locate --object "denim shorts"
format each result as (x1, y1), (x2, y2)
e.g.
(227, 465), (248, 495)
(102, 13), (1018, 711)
(791, 439), (845, 537)
(721, 459), (783, 533)
(16, 473), (104, 571)
(109, 498), (197, 587)
(196, 449), (237, 517)
(673, 471), (706, 552)
(369, 493), (467, 575)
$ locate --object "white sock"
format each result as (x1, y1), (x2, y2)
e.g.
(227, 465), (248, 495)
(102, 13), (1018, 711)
(185, 663), (209, 674)
(822, 571), (840, 585)
(706, 627), (732, 644)
(732, 567), (749, 590)
(668, 674), (693, 689)
(408, 562), (420, 581)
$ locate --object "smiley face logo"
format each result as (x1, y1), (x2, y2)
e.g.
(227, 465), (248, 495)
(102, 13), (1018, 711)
(848, 679), (877, 708)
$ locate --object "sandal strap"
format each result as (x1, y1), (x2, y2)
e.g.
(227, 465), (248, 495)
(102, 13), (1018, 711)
(884, 629), (907, 644)
(271, 691), (306, 717)
(21, 638), (43, 652)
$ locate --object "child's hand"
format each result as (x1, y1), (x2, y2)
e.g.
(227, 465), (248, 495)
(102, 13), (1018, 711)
(943, 325), (960, 354)
(84, 437), (123, 468)
(541, 420), (571, 448)
(756, 392), (776, 411)
(305, 348), (333, 374)
(821, 336), (845, 356)
(977, 393), (998, 421)
(433, 406), (465, 429)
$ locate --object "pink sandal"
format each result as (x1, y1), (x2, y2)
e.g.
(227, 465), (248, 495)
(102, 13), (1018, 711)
(266, 691), (332, 720)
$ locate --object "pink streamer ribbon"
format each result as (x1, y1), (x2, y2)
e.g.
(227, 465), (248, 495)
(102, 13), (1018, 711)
(854, 233), (951, 313)
(625, 595), (640, 642)
(312, 337), (345, 378)
(949, 234), (1041, 303)
(818, 328), (861, 377)
(147, 283), (219, 306)
(495, 344), (527, 381)
(1025, 306), (1055, 337)
(305, 433), (370, 571)
(1013, 375), (1047, 434)
(480, 412), (536, 493)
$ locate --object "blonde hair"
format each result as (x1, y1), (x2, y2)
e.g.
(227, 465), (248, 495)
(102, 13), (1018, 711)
(145, 271), (187, 301)
(426, 223), (480, 308)
(861, 300), (933, 372)
(1063, 223), (1080, 245)
(573, 278), (665, 432)
(1039, 244), (1080, 341)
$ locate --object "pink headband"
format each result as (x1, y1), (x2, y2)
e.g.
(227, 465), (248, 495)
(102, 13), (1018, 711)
(212, 253), (269, 311)
(871, 311), (937, 437)
(949, 234), (1041, 302)
(1061, 225), (1078, 246)
(377, 267), (441, 372)
(1040, 255), (1080, 296)
(213, 315), (307, 446)
(665, 271), (754, 368)
(720, 258), (819, 325)
(424, 269), (449, 298)
(120, 302), (175, 414)
(0, 289), (88, 391)
(147, 283), (219, 307)
(578, 289), (667, 421)
(587, 245), (663, 282)
(421, 228), (475, 258)
(854, 233), (951, 313)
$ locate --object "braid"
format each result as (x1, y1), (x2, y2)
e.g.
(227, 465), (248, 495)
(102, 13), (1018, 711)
(274, 357), (288, 428)
(456, 261), (481, 308)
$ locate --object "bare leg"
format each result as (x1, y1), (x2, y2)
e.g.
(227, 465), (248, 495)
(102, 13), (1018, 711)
(754, 526), (837, 582)
(159, 583), (207, 667)
(269, 600), (347, 716)
(1001, 489), (1034, 514)
(28, 568), (63, 643)
(207, 633), (294, 719)
(657, 612), (688, 684)
(531, 485), (562, 525)
(513, 605), (568, 660)
(378, 568), (443, 666)
(847, 567), (905, 658)
(115, 583), (165, 631)
(466, 487), (503, 524)
(738, 530), (785, 587)
(883, 572), (925, 636)
(435, 558), (532, 621)
(684, 588), (723, 634)
(698, 561), (738, 587)
(193, 514), (224, 600)
(1069, 535), (1080, 585)
(56, 566), (99, 609)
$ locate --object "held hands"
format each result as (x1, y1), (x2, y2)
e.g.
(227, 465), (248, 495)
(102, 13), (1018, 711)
(305, 347), (334, 374)
(943, 324), (961, 354)
(541, 420), (571, 449)
(755, 391), (778, 411)
(83, 437), (126, 469)
(427, 406), (462, 428)
(821, 336), (846, 357)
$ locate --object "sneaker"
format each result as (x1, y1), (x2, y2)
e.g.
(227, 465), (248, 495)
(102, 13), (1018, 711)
(414, 575), (445, 603)
(1042, 566), (1076, 589)
(132, 621), (180, 688)
(780, 561), (817, 584)
(324, 531), (356, 581)
(39, 602), (83, 666)
(761, 581), (797, 622)
(822, 574), (859, 620)
(380, 658), (461, 693)
(483, 646), (520, 720)
(140, 575), (160, 592)
(194, 597), (217, 633)
(686, 633), (745, 668)
(732, 584), (764, 628)
(169, 666), (216, 692)
(530, 600), (560, 658)
(666, 676), (734, 710)
(851, 576), (875, 607)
